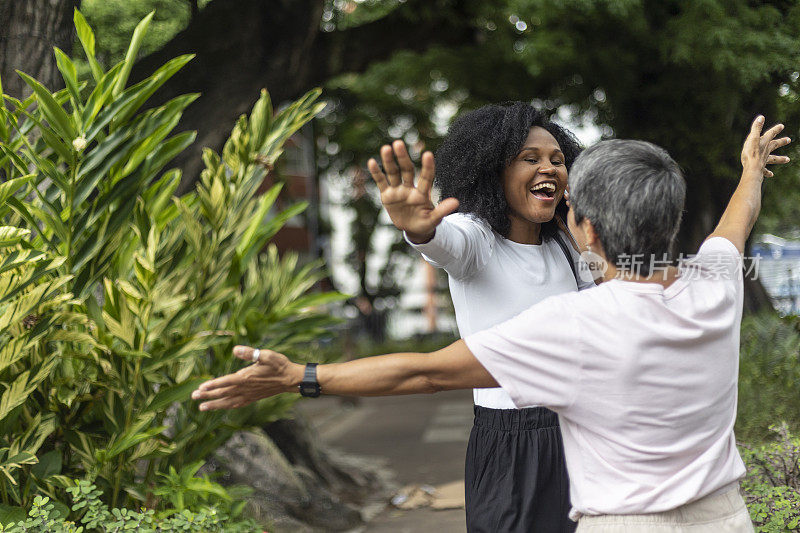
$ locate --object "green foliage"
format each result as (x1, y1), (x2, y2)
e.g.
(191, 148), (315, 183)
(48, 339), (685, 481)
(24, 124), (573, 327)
(740, 424), (800, 533)
(737, 313), (800, 442)
(0, 479), (256, 532)
(320, 0), (800, 251)
(79, 0), (210, 68)
(0, 8), (336, 522)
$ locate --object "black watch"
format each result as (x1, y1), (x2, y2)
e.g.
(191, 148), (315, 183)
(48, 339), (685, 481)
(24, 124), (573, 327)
(298, 363), (321, 398)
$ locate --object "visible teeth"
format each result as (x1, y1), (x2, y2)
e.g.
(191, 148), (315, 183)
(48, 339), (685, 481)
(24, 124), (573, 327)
(531, 182), (556, 193)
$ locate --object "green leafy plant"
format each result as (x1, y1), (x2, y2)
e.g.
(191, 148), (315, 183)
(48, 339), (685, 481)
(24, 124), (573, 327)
(0, 479), (257, 532)
(737, 313), (800, 442)
(152, 462), (232, 513)
(0, 8), (338, 522)
(740, 423), (800, 532)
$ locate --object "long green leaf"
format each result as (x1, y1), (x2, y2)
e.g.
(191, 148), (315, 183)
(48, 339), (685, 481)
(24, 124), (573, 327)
(0, 72), (7, 142)
(74, 8), (103, 82)
(5, 197), (58, 252)
(81, 62), (125, 130)
(144, 378), (207, 414)
(16, 71), (77, 141)
(112, 54), (195, 127)
(0, 372), (30, 423)
(0, 249), (45, 276)
(53, 47), (81, 109)
(0, 175), (33, 207)
(235, 183), (284, 259)
(0, 227), (30, 247)
(113, 11), (155, 97)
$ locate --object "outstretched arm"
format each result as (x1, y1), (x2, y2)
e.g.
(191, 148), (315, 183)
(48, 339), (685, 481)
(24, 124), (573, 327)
(708, 115), (791, 253)
(191, 341), (497, 411)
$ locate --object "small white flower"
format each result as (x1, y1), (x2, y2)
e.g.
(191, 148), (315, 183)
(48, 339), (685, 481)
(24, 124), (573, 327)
(72, 135), (87, 151)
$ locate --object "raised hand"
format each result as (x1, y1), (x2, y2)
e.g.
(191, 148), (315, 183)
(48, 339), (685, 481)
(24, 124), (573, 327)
(367, 140), (459, 244)
(710, 116), (793, 253)
(741, 115), (791, 178)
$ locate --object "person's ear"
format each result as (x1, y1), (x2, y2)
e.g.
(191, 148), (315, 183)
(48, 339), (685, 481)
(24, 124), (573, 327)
(580, 218), (600, 249)
(581, 218), (600, 246)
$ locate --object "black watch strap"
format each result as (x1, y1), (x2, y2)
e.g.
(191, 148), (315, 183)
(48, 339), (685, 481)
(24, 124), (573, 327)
(298, 363), (321, 398)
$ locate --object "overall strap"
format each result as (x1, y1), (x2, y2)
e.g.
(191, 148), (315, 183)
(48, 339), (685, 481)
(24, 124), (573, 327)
(553, 232), (579, 286)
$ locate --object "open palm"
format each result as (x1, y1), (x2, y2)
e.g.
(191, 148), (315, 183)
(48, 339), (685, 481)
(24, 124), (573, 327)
(740, 115), (791, 178)
(367, 140), (459, 243)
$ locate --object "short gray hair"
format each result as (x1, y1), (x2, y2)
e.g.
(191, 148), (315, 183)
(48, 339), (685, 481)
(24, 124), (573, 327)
(569, 140), (686, 276)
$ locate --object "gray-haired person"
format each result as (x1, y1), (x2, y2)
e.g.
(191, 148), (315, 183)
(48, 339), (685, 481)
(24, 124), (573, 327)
(193, 116), (790, 532)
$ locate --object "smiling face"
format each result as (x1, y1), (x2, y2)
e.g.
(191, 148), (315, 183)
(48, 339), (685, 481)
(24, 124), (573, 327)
(502, 126), (568, 239)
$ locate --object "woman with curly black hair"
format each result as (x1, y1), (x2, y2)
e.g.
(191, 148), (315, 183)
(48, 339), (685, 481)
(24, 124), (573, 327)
(366, 102), (592, 532)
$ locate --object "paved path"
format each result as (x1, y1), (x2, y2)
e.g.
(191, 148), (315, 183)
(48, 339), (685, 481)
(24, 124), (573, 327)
(297, 389), (474, 532)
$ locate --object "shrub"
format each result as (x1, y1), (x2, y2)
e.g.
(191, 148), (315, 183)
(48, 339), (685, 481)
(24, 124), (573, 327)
(0, 8), (337, 523)
(0, 479), (257, 532)
(740, 423), (800, 532)
(737, 313), (800, 443)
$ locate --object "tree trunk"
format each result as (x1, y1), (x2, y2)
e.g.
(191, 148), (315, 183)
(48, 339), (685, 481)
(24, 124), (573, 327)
(0, 0), (77, 98)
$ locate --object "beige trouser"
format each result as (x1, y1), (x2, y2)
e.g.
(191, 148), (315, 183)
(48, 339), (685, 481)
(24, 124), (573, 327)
(576, 487), (754, 533)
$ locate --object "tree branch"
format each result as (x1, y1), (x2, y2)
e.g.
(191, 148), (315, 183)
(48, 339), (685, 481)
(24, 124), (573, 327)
(128, 0), (478, 190)
(311, 1), (477, 86)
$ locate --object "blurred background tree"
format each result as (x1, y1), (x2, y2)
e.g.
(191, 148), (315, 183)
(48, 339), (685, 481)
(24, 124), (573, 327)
(6, 0), (799, 319)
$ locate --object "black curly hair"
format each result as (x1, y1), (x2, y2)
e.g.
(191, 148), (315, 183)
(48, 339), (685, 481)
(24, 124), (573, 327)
(435, 102), (582, 240)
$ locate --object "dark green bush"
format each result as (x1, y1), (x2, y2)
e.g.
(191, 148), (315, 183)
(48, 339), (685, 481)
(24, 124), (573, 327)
(737, 313), (800, 443)
(740, 423), (800, 532)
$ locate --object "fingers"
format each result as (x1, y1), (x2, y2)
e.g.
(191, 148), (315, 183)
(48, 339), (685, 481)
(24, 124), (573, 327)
(393, 140), (416, 187)
(197, 373), (243, 392)
(232, 345), (255, 362)
(763, 133), (792, 178)
(192, 384), (238, 401)
(367, 158), (389, 192)
(431, 198), (459, 224)
(199, 396), (253, 412)
(761, 122), (785, 145)
(380, 145), (401, 186)
(748, 115), (765, 140)
(768, 136), (792, 153)
(766, 154), (791, 165)
(417, 151), (436, 196)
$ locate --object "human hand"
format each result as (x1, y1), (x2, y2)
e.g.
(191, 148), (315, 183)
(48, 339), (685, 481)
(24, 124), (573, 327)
(191, 346), (304, 411)
(741, 115), (791, 178)
(367, 140), (459, 243)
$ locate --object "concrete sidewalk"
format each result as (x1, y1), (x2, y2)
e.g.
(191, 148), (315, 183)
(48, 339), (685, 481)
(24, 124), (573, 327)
(297, 390), (474, 532)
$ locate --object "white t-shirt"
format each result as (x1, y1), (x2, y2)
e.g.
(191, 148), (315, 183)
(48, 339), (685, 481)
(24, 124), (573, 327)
(464, 236), (747, 517)
(408, 212), (594, 409)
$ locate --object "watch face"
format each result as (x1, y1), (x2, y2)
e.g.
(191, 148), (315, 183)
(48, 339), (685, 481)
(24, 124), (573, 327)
(300, 383), (320, 397)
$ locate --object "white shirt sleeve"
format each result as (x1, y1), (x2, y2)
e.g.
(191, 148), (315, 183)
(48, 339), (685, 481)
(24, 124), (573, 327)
(463, 294), (581, 410)
(686, 237), (744, 282)
(405, 213), (494, 279)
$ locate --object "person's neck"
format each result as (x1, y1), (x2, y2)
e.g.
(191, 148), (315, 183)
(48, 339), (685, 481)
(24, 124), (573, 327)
(603, 264), (681, 288)
(506, 216), (542, 245)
